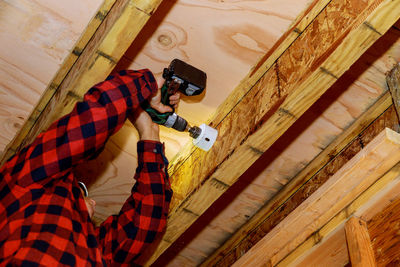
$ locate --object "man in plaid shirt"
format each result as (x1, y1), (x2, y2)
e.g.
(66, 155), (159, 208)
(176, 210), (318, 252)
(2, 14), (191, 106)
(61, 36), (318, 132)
(0, 69), (178, 266)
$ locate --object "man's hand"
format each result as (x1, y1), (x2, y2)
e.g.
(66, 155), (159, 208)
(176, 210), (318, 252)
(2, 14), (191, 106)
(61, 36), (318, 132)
(130, 80), (181, 141)
(132, 110), (160, 141)
(149, 87), (180, 113)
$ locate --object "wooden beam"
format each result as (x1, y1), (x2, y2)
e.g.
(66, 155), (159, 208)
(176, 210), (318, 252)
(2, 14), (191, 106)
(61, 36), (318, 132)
(232, 127), (400, 266)
(279, 161), (400, 266)
(0, 0), (163, 164)
(0, 0), (116, 163)
(368, 193), (400, 266)
(345, 217), (376, 267)
(205, 94), (397, 266)
(148, 0), (400, 263)
(387, 63), (400, 121)
(286, 226), (350, 267)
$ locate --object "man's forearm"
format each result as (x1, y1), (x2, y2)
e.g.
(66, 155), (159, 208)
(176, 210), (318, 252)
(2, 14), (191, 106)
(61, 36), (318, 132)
(96, 141), (172, 265)
(3, 70), (158, 187)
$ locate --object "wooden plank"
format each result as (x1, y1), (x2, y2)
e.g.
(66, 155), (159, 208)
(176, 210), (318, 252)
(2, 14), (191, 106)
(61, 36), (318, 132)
(0, 0), (163, 164)
(368, 194), (400, 266)
(278, 160), (400, 266)
(232, 127), (400, 267)
(387, 63), (400, 120)
(345, 217), (376, 267)
(203, 91), (395, 266)
(0, 0), (104, 158)
(209, 103), (398, 266)
(288, 226), (350, 267)
(145, 0), (400, 264)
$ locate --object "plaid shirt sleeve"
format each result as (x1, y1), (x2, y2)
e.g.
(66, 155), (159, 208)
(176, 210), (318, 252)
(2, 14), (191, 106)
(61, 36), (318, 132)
(0, 69), (173, 266)
(3, 69), (158, 187)
(96, 140), (172, 265)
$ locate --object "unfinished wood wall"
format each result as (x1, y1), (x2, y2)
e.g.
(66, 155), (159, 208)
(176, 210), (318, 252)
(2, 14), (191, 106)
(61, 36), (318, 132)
(0, 0), (102, 154)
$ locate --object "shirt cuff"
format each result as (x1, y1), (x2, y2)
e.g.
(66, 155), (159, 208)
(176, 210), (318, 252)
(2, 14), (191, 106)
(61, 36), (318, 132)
(137, 140), (168, 166)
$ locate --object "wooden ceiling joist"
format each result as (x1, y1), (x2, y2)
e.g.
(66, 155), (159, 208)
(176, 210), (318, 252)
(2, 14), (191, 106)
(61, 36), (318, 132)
(205, 92), (397, 266)
(0, 0), (163, 164)
(150, 0), (400, 264)
(232, 127), (400, 266)
(280, 161), (400, 266)
(368, 192), (400, 265)
(345, 217), (376, 267)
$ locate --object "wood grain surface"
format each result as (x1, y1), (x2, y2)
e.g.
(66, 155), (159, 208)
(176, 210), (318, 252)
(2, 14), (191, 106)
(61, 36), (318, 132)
(368, 195), (400, 266)
(0, 0), (103, 155)
(149, 0), (400, 265)
(345, 217), (376, 267)
(233, 128), (400, 266)
(3, 1), (400, 266)
(278, 160), (400, 266)
(199, 26), (400, 266)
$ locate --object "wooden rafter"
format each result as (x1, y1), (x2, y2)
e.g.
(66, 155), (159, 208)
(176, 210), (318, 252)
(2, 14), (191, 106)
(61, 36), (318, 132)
(368, 194), (400, 265)
(387, 63), (400, 120)
(345, 217), (376, 267)
(232, 127), (400, 266)
(204, 92), (396, 266)
(149, 0), (400, 264)
(0, 0), (163, 164)
(279, 161), (400, 266)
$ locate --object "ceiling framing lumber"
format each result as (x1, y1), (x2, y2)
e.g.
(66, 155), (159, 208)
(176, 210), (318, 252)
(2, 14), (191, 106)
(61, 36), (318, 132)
(233, 127), (400, 266)
(368, 193), (400, 265)
(279, 161), (400, 266)
(387, 63), (400, 120)
(0, 0), (115, 164)
(345, 217), (376, 267)
(284, 226), (350, 266)
(0, 0), (163, 164)
(149, 0), (400, 264)
(204, 93), (397, 266)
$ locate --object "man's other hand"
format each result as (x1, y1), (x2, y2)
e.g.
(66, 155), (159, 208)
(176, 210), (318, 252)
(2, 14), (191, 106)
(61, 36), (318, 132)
(130, 110), (160, 141)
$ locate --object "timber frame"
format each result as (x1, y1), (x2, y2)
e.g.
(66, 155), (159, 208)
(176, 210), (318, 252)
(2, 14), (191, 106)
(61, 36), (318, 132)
(149, 0), (400, 264)
(202, 91), (398, 266)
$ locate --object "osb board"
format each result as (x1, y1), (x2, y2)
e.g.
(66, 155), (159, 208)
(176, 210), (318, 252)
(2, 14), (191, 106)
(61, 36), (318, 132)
(79, 0), (314, 221)
(162, 25), (400, 266)
(0, 0), (103, 154)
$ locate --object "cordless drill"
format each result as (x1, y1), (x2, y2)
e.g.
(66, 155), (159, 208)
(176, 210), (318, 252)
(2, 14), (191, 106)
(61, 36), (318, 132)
(141, 59), (218, 151)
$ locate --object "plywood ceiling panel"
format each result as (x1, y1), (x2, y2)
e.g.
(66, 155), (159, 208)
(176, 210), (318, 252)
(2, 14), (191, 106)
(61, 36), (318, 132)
(116, 0), (314, 155)
(0, 0), (103, 154)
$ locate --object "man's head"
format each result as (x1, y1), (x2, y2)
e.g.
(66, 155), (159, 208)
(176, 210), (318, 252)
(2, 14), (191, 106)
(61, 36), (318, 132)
(78, 182), (96, 218)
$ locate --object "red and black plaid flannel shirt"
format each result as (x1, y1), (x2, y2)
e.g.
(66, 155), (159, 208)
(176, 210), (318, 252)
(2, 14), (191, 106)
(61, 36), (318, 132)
(0, 69), (173, 266)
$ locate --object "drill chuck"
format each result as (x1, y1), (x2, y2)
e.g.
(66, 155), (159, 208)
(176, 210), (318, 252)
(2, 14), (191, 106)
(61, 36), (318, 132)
(163, 113), (188, 132)
(188, 126), (202, 139)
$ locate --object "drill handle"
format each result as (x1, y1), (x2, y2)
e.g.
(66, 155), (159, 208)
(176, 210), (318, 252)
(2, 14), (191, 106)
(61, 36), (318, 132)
(142, 83), (175, 125)
(160, 83), (176, 108)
